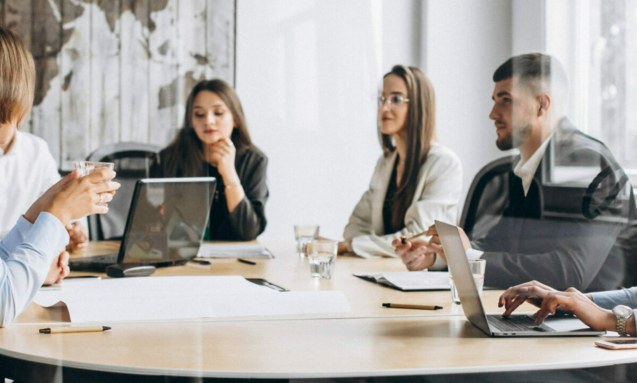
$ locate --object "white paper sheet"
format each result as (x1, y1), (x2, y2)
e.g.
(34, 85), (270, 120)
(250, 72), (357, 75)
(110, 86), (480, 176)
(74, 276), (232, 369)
(353, 271), (450, 291)
(33, 276), (350, 323)
(197, 244), (274, 258)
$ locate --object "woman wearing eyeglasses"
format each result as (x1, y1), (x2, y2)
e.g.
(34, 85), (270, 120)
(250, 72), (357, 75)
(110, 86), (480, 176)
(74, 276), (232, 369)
(339, 65), (462, 263)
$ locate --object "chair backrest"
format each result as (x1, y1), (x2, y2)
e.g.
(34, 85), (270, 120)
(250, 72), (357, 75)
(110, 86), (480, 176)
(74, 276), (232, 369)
(86, 142), (161, 241)
(459, 155), (516, 240)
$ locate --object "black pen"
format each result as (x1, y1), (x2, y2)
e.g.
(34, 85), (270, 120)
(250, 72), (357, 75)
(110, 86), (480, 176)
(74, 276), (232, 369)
(189, 259), (210, 265)
(238, 258), (256, 265)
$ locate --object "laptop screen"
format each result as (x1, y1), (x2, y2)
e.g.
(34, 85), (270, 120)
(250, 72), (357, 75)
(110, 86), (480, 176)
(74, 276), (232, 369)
(119, 178), (217, 265)
(435, 220), (491, 335)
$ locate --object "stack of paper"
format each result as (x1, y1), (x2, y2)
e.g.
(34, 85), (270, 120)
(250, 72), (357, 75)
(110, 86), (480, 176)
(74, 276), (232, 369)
(33, 276), (350, 323)
(197, 244), (274, 259)
(353, 271), (450, 291)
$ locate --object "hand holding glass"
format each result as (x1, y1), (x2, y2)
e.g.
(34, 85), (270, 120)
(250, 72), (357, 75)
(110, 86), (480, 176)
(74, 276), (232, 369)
(74, 161), (114, 205)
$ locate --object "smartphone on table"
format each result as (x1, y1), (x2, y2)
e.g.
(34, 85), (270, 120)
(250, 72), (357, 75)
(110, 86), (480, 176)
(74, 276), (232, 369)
(595, 339), (637, 350)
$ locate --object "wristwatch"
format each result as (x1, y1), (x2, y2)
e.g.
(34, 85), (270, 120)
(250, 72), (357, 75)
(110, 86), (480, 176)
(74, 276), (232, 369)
(612, 305), (634, 336)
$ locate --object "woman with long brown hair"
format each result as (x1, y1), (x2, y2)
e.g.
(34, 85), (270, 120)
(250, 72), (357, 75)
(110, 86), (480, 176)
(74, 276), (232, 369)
(151, 79), (268, 241)
(340, 65), (462, 263)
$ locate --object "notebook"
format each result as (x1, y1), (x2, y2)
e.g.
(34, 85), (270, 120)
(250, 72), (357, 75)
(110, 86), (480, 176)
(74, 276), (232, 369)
(353, 271), (450, 291)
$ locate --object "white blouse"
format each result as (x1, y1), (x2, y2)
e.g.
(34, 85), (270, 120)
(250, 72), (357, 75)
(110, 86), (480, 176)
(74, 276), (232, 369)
(343, 142), (463, 262)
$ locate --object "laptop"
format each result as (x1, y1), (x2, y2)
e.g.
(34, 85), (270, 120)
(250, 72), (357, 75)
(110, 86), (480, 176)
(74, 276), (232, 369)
(69, 178), (217, 272)
(434, 220), (605, 337)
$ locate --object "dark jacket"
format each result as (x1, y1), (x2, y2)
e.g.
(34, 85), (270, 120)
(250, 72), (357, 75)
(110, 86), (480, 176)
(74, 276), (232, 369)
(150, 146), (269, 241)
(471, 118), (635, 292)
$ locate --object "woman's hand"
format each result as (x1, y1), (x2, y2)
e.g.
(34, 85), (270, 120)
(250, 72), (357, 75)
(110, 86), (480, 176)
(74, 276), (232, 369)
(337, 241), (351, 255)
(424, 225), (472, 265)
(498, 280), (560, 316)
(66, 222), (89, 252)
(43, 251), (70, 286)
(33, 168), (120, 227)
(498, 281), (615, 331)
(392, 237), (436, 270)
(206, 138), (239, 183)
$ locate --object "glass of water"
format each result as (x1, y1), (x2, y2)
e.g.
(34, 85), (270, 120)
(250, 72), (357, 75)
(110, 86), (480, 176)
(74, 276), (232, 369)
(74, 161), (114, 177)
(450, 259), (486, 305)
(74, 161), (115, 205)
(294, 225), (319, 257)
(308, 240), (337, 279)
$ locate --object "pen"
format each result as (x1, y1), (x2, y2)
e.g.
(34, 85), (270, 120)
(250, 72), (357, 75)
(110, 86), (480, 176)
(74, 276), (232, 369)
(189, 259), (211, 265)
(401, 230), (429, 244)
(238, 258), (256, 265)
(382, 303), (442, 310)
(39, 326), (111, 334)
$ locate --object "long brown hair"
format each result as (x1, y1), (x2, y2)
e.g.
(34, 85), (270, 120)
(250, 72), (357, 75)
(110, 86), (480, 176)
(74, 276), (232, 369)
(380, 65), (436, 230)
(163, 79), (253, 177)
(0, 27), (35, 127)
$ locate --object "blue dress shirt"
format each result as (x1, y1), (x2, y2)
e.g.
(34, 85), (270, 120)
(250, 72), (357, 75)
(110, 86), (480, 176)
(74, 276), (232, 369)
(590, 287), (637, 333)
(0, 213), (68, 327)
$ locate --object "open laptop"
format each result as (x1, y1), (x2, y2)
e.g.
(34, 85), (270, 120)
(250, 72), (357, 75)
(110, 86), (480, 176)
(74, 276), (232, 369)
(69, 178), (216, 272)
(434, 220), (605, 337)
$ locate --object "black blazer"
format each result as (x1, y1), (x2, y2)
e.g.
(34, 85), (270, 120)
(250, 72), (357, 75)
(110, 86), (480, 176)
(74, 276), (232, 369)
(150, 146), (269, 241)
(472, 118), (635, 292)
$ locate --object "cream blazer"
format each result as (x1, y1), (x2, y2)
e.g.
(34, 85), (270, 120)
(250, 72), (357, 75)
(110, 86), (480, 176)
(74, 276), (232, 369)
(343, 142), (463, 261)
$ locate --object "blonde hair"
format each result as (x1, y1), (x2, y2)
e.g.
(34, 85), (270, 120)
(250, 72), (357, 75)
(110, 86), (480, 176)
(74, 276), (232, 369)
(0, 27), (35, 127)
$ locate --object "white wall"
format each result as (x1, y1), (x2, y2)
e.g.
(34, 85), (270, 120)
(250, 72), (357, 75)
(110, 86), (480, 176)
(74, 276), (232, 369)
(423, 0), (514, 214)
(236, 0), (383, 240)
(236, 0), (515, 239)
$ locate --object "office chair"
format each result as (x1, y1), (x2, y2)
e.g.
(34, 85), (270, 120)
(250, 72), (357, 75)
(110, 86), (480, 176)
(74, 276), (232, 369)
(459, 155), (517, 240)
(86, 142), (161, 241)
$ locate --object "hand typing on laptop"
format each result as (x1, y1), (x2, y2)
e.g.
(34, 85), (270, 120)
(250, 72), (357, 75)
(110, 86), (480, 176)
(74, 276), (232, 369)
(499, 280), (630, 333)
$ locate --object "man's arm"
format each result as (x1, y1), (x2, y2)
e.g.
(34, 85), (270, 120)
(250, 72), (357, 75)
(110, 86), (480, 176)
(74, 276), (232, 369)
(0, 213), (68, 327)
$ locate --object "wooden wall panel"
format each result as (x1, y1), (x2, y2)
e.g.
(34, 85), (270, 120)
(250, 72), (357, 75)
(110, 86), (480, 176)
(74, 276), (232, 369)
(148, 0), (179, 147)
(120, 0), (150, 143)
(30, 0), (62, 162)
(89, 0), (121, 151)
(206, 0), (235, 84)
(60, 0), (91, 169)
(0, 0), (236, 169)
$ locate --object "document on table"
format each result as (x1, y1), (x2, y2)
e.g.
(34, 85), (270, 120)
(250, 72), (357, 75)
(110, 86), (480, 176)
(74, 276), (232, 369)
(197, 244), (274, 259)
(353, 271), (450, 291)
(32, 276), (350, 323)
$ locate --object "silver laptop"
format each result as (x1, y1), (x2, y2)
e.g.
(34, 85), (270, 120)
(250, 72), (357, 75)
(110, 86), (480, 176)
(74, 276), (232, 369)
(435, 220), (605, 337)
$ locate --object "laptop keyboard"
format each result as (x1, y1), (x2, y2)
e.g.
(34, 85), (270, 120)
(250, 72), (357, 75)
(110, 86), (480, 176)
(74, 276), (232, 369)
(68, 253), (118, 272)
(487, 315), (555, 333)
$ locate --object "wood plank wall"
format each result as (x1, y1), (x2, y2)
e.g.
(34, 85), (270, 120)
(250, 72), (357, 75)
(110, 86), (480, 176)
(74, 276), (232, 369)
(0, 0), (235, 169)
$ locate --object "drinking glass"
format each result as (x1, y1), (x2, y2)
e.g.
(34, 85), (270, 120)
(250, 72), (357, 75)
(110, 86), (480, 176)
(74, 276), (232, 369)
(294, 225), (319, 257)
(450, 259), (486, 305)
(74, 161), (114, 177)
(74, 161), (115, 205)
(308, 240), (337, 279)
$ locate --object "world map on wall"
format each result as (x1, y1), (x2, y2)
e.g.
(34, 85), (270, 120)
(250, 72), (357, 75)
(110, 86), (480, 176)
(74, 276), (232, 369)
(3, 0), (235, 166)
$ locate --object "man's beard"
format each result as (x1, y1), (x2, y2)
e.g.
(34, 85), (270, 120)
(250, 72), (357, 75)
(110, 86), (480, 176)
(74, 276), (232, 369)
(496, 123), (532, 151)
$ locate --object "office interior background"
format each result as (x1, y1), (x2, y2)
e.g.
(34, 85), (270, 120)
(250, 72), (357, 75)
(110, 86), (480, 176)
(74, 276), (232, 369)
(2, 0), (635, 240)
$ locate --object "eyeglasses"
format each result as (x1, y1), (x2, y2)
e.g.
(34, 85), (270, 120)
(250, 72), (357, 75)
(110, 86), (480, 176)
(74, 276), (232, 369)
(378, 95), (410, 109)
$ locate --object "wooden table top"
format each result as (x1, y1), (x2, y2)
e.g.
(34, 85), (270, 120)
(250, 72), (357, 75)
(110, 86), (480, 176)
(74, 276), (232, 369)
(3, 240), (635, 380)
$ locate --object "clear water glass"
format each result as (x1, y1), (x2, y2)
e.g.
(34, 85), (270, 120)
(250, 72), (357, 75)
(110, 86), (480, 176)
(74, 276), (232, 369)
(294, 225), (319, 257)
(308, 240), (337, 279)
(74, 161), (114, 177)
(450, 259), (486, 305)
(74, 161), (114, 205)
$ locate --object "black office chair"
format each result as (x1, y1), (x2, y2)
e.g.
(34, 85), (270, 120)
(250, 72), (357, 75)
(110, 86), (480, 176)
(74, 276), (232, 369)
(86, 142), (161, 241)
(459, 155), (517, 240)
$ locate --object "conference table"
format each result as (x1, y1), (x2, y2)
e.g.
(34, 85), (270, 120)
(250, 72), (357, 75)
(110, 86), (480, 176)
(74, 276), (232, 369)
(1, 241), (636, 382)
